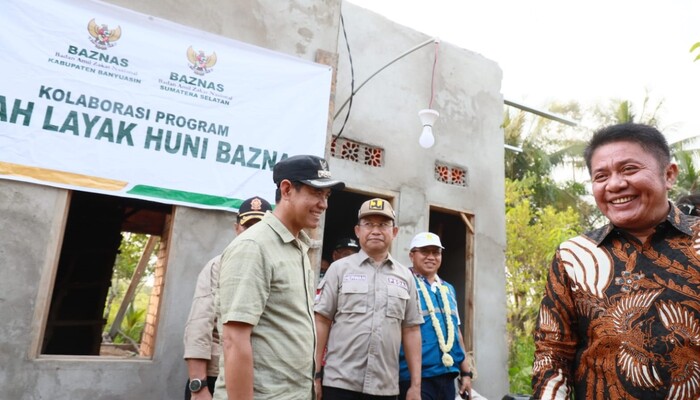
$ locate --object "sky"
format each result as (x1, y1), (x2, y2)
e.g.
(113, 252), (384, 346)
(349, 0), (700, 143)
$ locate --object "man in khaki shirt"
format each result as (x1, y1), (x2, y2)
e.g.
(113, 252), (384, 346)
(183, 196), (272, 400)
(314, 198), (423, 400)
(215, 155), (344, 400)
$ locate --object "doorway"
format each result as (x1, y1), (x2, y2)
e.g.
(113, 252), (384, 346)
(429, 208), (473, 352)
(323, 190), (392, 265)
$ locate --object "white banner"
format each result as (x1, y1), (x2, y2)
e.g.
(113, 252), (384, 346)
(0, 0), (332, 210)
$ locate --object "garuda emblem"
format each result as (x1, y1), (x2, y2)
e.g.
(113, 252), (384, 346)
(87, 18), (122, 50)
(187, 46), (217, 75)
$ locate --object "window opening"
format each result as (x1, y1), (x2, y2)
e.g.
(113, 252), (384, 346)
(41, 191), (172, 357)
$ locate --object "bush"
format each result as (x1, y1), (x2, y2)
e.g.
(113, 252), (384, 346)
(508, 333), (534, 394)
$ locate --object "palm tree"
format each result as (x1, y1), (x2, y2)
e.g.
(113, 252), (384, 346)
(670, 136), (700, 199)
(503, 105), (589, 214)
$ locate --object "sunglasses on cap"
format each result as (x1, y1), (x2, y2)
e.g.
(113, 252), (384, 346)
(678, 203), (699, 216)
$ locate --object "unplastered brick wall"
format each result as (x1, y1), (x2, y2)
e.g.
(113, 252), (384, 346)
(140, 213), (172, 357)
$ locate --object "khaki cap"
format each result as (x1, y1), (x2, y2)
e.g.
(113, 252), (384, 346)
(358, 198), (395, 221)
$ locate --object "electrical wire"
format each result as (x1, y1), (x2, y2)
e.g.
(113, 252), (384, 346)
(333, 11), (355, 144)
(429, 41), (439, 109)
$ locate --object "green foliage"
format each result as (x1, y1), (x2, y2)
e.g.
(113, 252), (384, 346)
(508, 331), (535, 395)
(114, 233), (154, 281)
(690, 41), (700, 62)
(503, 106), (597, 229)
(670, 136), (700, 199)
(112, 303), (146, 345)
(103, 233), (157, 346)
(505, 178), (581, 394)
(591, 93), (664, 127)
(104, 281), (151, 330)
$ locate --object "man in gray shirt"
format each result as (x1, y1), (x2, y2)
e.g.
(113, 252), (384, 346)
(314, 198), (423, 400)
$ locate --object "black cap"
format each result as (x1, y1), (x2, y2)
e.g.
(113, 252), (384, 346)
(238, 196), (273, 225)
(334, 237), (359, 250)
(273, 155), (345, 190)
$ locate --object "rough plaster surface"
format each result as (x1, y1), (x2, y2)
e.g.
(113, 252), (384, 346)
(329, 4), (509, 397)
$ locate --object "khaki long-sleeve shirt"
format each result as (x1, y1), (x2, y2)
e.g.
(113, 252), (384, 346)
(183, 255), (221, 377)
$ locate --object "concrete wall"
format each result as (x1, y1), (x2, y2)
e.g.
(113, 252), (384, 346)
(0, 0), (508, 398)
(0, 179), (238, 399)
(328, 4), (508, 397)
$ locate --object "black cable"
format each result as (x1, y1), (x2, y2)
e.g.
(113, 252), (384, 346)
(333, 10), (355, 144)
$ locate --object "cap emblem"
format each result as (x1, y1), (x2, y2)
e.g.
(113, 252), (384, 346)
(250, 198), (263, 211)
(318, 159), (331, 178)
(369, 199), (385, 210)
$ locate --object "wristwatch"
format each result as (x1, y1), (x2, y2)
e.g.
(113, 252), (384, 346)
(189, 378), (207, 393)
(460, 370), (473, 379)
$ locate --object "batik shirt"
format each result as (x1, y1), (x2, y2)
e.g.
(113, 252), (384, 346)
(532, 204), (700, 400)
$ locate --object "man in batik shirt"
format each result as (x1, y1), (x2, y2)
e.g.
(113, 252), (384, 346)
(532, 123), (700, 400)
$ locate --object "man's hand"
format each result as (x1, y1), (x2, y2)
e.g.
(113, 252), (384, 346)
(458, 376), (472, 399)
(405, 384), (421, 400)
(191, 389), (213, 400)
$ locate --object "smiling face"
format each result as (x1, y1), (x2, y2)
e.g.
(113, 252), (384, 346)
(275, 180), (330, 236)
(290, 184), (330, 231)
(590, 140), (677, 241)
(409, 246), (443, 281)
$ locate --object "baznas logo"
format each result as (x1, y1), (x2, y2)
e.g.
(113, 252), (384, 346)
(88, 18), (122, 50)
(187, 46), (217, 75)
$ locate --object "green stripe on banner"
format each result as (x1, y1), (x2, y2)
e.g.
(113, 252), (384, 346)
(128, 185), (243, 209)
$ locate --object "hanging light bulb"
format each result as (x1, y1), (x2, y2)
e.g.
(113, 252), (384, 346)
(419, 126), (435, 148)
(418, 109), (439, 149)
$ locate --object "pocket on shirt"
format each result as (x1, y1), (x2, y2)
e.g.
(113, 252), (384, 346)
(339, 280), (368, 313)
(386, 284), (409, 319)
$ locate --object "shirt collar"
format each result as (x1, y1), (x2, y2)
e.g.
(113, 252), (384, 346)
(263, 212), (311, 250)
(588, 201), (694, 245)
(355, 248), (397, 268)
(410, 267), (443, 285)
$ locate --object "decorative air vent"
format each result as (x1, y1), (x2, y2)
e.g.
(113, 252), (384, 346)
(330, 136), (384, 167)
(435, 162), (468, 187)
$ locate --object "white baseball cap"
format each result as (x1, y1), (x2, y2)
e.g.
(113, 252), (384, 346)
(410, 232), (444, 249)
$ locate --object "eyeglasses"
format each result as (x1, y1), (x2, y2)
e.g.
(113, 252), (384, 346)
(411, 248), (442, 256)
(357, 221), (394, 230)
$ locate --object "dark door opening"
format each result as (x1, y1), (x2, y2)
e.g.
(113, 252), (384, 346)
(429, 208), (473, 351)
(323, 190), (392, 265)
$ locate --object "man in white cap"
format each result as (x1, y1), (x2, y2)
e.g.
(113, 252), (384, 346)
(183, 196), (272, 400)
(314, 198), (424, 400)
(398, 232), (473, 400)
(215, 155), (345, 400)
